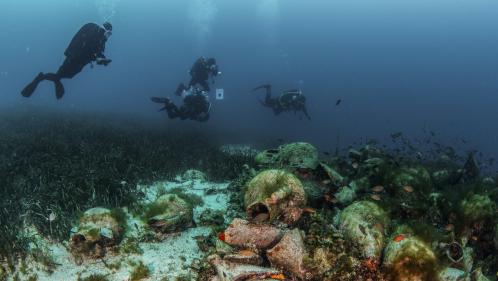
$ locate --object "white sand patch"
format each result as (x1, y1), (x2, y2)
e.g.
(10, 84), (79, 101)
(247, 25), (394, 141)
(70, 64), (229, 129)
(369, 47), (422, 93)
(9, 178), (231, 281)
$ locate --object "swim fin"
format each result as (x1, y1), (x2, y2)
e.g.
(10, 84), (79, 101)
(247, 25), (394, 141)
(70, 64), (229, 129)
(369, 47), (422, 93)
(151, 97), (171, 104)
(54, 80), (65, 99)
(252, 84), (271, 92)
(21, 72), (44, 98)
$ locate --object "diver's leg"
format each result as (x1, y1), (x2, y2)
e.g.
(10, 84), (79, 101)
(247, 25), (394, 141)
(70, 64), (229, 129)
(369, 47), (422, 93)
(302, 105), (311, 120)
(264, 86), (272, 104)
(165, 104), (181, 119)
(21, 72), (46, 97)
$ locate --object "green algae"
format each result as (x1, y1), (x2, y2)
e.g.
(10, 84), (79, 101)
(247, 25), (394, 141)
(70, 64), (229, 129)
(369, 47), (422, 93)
(129, 261), (151, 281)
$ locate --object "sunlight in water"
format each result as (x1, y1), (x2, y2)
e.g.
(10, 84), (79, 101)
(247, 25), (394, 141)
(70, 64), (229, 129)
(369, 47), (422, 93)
(188, 0), (218, 51)
(256, 0), (280, 45)
(95, 0), (121, 22)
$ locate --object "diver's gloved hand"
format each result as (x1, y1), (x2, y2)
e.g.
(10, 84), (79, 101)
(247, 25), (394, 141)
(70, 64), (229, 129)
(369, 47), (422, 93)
(96, 58), (112, 66)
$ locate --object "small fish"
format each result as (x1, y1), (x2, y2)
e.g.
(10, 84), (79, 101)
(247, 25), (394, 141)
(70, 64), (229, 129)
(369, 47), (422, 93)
(238, 249), (256, 256)
(403, 185), (414, 193)
(352, 162), (359, 169)
(393, 234), (405, 242)
(372, 185), (384, 192)
(335, 99), (342, 106)
(218, 232), (226, 242)
(270, 273), (286, 280)
(370, 194), (381, 201)
(321, 179), (331, 185)
(323, 151), (330, 156)
(303, 207), (316, 214)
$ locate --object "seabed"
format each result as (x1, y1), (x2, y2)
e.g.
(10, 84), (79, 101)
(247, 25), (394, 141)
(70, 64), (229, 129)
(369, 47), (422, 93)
(1, 110), (498, 281)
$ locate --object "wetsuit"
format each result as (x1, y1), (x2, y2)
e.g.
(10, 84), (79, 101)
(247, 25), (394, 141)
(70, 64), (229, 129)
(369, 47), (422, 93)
(253, 84), (311, 120)
(21, 23), (111, 99)
(188, 57), (218, 92)
(151, 87), (211, 122)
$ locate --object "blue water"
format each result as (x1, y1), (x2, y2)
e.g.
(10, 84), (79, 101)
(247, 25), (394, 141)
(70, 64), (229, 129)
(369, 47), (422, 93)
(1, 0), (498, 167)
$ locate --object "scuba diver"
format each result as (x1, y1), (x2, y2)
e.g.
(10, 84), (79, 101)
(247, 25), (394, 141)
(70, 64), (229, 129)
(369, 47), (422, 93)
(177, 57), (220, 93)
(151, 86), (211, 122)
(252, 84), (311, 120)
(21, 22), (113, 99)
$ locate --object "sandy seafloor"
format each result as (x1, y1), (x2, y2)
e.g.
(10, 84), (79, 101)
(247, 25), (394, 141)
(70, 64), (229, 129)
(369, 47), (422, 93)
(13, 176), (230, 281)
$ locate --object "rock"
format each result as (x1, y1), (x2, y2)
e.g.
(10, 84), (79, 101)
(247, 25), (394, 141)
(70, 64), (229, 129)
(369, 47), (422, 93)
(267, 229), (308, 280)
(494, 223), (498, 251)
(70, 207), (124, 257)
(222, 218), (283, 250)
(254, 142), (319, 171)
(277, 142), (319, 170)
(462, 152), (479, 181)
(208, 254), (280, 281)
(439, 267), (466, 281)
(383, 233), (438, 281)
(338, 201), (389, 261)
(316, 162), (345, 186)
(388, 166), (432, 194)
(219, 144), (259, 157)
(334, 186), (356, 205)
(255, 149), (280, 168)
(460, 194), (496, 224)
(144, 193), (193, 233)
(180, 169), (207, 182)
(244, 169), (306, 225)
(334, 177), (369, 204)
(301, 180), (325, 207)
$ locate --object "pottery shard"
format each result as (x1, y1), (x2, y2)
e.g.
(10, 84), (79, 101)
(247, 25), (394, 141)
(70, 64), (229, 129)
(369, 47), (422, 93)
(208, 254), (280, 281)
(224, 218), (283, 250)
(267, 229), (308, 279)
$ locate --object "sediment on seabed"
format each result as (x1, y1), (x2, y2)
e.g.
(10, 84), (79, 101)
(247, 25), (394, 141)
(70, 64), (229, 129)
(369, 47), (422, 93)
(0, 110), (497, 281)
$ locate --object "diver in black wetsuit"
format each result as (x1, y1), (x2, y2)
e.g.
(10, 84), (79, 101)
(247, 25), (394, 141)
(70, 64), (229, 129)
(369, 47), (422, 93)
(252, 84), (311, 120)
(151, 86), (211, 122)
(176, 57), (220, 94)
(21, 22), (113, 99)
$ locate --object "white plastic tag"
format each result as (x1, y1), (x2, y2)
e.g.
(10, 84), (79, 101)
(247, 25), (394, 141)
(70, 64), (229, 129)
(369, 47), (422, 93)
(216, 88), (224, 100)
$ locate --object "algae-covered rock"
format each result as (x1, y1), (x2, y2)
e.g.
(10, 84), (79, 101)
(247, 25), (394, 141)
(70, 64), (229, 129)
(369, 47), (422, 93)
(70, 207), (124, 257)
(255, 149), (280, 168)
(302, 180), (325, 206)
(277, 142), (319, 170)
(334, 186), (356, 205)
(254, 142), (319, 171)
(316, 162), (345, 186)
(494, 223), (498, 251)
(334, 177), (369, 204)
(144, 194), (193, 233)
(383, 233), (438, 281)
(180, 169), (207, 182)
(244, 169), (306, 225)
(460, 194), (496, 224)
(388, 166), (432, 193)
(338, 201), (389, 261)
